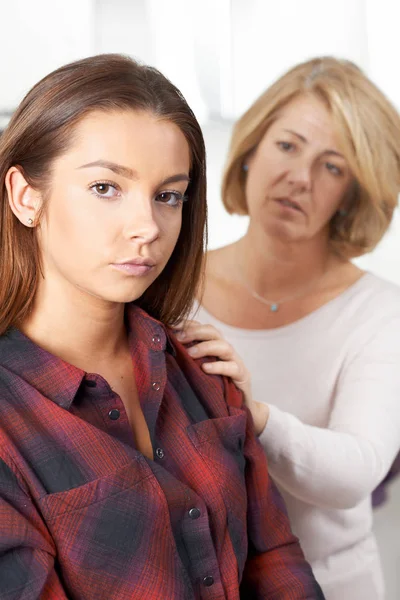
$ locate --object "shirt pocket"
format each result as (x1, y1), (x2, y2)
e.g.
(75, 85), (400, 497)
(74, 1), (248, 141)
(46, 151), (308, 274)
(39, 456), (153, 519)
(187, 406), (246, 475)
(187, 406), (248, 576)
(37, 459), (184, 598)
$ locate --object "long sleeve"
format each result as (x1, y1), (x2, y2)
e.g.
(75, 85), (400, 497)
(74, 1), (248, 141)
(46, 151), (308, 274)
(258, 319), (400, 510)
(224, 377), (325, 599)
(0, 455), (69, 600)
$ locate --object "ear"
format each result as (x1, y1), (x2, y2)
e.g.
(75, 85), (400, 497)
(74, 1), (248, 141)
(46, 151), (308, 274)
(5, 166), (43, 227)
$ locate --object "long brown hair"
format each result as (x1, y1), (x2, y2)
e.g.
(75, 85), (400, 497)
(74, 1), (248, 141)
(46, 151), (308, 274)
(0, 54), (207, 333)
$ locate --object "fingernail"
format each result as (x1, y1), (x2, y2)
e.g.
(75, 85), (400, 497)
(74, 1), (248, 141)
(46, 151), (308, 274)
(176, 331), (185, 340)
(203, 362), (212, 370)
(187, 346), (198, 356)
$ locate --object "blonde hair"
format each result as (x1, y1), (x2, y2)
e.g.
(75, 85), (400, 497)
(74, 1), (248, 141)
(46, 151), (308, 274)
(222, 57), (400, 258)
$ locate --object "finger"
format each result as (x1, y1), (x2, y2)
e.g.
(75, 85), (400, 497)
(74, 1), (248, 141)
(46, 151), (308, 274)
(176, 323), (222, 343)
(179, 322), (218, 336)
(186, 340), (235, 361)
(201, 360), (243, 380)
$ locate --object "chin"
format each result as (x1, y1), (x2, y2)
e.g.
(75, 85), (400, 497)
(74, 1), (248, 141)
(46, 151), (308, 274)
(81, 280), (152, 305)
(263, 220), (303, 241)
(109, 284), (152, 304)
(73, 267), (163, 305)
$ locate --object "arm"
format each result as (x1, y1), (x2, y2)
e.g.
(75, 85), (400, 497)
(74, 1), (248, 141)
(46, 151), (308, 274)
(0, 454), (69, 600)
(224, 378), (325, 599)
(178, 319), (400, 510)
(259, 320), (400, 509)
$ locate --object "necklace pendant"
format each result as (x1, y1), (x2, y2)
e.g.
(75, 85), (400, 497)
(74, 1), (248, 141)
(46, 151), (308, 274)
(270, 303), (279, 312)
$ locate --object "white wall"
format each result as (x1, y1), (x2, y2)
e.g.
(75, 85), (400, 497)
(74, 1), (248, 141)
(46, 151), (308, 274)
(95, 0), (153, 64)
(0, 0), (95, 110)
(94, 0), (210, 125)
(230, 0), (369, 118)
(366, 0), (400, 110)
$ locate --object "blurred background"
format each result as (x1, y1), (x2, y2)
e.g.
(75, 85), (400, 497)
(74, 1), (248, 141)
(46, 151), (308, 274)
(1, 0), (399, 596)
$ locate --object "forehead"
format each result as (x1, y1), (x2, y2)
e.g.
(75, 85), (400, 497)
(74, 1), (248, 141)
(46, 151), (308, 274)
(57, 109), (191, 173)
(269, 94), (339, 146)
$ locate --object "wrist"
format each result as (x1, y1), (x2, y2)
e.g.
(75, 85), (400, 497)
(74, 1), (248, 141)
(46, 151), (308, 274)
(248, 399), (269, 436)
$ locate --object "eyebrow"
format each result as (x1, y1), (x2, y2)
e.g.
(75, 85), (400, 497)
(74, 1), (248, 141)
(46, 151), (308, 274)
(283, 129), (344, 158)
(77, 160), (190, 186)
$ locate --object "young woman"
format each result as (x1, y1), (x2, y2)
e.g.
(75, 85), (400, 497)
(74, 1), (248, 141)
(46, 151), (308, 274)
(0, 54), (324, 599)
(179, 57), (400, 599)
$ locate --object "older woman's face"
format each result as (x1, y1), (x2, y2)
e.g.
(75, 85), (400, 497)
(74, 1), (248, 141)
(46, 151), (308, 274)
(245, 94), (353, 244)
(36, 109), (190, 304)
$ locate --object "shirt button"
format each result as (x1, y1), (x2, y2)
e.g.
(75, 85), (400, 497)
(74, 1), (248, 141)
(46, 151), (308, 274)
(152, 334), (161, 345)
(155, 447), (165, 459)
(152, 382), (161, 391)
(188, 507), (201, 520)
(203, 576), (214, 587)
(108, 409), (120, 420)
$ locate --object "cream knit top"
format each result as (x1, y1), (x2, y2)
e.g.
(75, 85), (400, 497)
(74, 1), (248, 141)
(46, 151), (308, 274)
(194, 273), (400, 599)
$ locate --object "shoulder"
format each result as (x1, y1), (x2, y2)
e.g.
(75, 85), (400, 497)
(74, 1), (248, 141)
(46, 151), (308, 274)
(204, 245), (234, 281)
(336, 273), (400, 361)
(199, 244), (242, 312)
(167, 328), (245, 416)
(350, 273), (400, 319)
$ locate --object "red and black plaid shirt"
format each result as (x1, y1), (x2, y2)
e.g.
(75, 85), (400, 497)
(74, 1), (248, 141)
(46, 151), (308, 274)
(0, 304), (323, 599)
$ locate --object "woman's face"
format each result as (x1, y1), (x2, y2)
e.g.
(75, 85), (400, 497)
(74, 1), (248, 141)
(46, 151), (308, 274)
(245, 94), (353, 244)
(35, 110), (190, 304)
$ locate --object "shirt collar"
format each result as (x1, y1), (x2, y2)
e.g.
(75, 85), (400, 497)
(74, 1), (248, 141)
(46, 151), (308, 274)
(0, 304), (176, 410)
(125, 304), (176, 357)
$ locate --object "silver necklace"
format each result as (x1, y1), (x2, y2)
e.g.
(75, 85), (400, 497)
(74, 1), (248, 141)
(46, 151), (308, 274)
(240, 272), (324, 312)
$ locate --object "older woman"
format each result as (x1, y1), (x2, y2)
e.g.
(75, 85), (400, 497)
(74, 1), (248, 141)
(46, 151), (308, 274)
(178, 57), (400, 599)
(0, 54), (324, 599)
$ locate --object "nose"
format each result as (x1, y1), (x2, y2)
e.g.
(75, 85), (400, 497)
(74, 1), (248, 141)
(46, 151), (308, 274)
(124, 196), (160, 245)
(287, 160), (312, 193)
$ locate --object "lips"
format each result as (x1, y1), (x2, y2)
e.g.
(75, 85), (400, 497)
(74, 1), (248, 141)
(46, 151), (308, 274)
(117, 258), (156, 267)
(112, 258), (156, 276)
(275, 197), (303, 212)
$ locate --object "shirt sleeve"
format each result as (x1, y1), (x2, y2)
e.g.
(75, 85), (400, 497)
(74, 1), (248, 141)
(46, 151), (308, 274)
(223, 377), (325, 599)
(258, 318), (400, 509)
(0, 454), (70, 599)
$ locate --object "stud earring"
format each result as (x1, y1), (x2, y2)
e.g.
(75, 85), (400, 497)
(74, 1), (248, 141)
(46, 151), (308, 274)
(27, 218), (34, 226)
(243, 164), (249, 172)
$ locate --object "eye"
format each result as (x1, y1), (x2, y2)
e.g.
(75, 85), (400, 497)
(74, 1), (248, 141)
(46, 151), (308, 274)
(277, 141), (295, 152)
(89, 181), (120, 198)
(155, 191), (187, 207)
(325, 162), (342, 176)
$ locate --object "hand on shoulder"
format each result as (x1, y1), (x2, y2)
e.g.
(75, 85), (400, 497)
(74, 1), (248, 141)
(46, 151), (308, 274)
(175, 319), (269, 435)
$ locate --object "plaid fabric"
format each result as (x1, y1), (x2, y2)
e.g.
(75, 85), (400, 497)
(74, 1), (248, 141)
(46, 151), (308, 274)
(0, 304), (323, 599)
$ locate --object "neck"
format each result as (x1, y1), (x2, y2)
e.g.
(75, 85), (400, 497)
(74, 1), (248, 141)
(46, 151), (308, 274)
(236, 224), (335, 298)
(21, 275), (128, 370)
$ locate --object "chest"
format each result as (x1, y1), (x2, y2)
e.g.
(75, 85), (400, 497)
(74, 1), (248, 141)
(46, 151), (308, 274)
(207, 282), (345, 330)
(5, 369), (248, 597)
(249, 342), (339, 425)
(202, 265), (362, 330)
(203, 315), (349, 426)
(104, 367), (154, 460)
